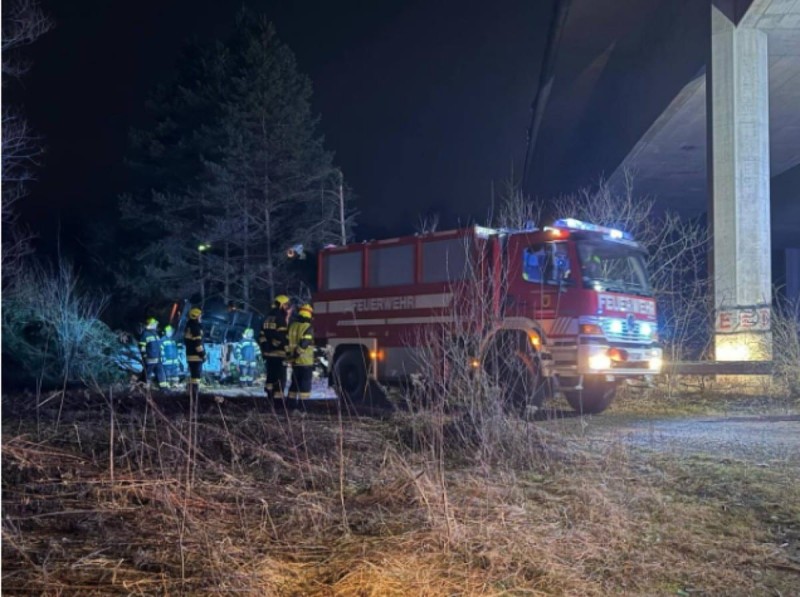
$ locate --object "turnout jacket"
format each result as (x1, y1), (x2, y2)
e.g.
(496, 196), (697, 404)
(259, 307), (289, 358)
(234, 338), (259, 365)
(184, 319), (205, 362)
(160, 337), (179, 366)
(139, 329), (161, 364)
(287, 319), (315, 367)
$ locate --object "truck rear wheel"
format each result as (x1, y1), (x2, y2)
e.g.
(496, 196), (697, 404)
(564, 377), (616, 414)
(332, 349), (369, 404)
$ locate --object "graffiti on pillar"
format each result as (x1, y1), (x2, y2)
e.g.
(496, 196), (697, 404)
(715, 305), (771, 333)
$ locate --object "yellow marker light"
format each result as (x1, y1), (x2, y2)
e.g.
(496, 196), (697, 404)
(580, 323), (604, 336)
(607, 347), (628, 362)
(528, 332), (541, 349)
(470, 358), (480, 369)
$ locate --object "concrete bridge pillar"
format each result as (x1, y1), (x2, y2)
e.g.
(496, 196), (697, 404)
(708, 0), (772, 363)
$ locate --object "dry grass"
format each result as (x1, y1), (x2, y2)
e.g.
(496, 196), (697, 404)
(609, 378), (800, 418)
(2, 390), (799, 596)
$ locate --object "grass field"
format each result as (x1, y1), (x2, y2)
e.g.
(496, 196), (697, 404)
(2, 386), (799, 595)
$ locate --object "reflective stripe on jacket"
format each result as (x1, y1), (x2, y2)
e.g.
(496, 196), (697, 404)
(259, 308), (289, 357)
(139, 330), (161, 364)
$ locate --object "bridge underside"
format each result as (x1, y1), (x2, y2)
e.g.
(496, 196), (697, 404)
(531, 0), (799, 366)
(610, 0), (800, 251)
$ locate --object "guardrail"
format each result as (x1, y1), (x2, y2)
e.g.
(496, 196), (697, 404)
(666, 361), (773, 376)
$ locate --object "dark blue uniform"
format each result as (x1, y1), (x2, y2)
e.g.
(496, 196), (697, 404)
(139, 327), (167, 389)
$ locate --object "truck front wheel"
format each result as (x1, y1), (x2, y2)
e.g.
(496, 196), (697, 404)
(564, 377), (616, 414)
(484, 335), (547, 416)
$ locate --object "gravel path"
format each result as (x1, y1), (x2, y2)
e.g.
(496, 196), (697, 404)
(542, 408), (800, 463)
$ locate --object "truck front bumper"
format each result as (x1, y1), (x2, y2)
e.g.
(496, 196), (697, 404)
(577, 343), (662, 377)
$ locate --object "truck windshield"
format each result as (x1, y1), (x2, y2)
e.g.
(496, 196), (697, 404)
(577, 241), (652, 296)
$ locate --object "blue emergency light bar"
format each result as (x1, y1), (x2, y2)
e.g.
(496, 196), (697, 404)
(552, 218), (632, 241)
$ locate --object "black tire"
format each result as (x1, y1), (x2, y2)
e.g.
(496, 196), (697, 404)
(484, 335), (547, 415)
(332, 349), (369, 403)
(564, 377), (616, 414)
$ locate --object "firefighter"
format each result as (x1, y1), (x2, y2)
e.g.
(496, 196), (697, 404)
(139, 318), (168, 389)
(287, 303), (315, 401)
(234, 328), (259, 387)
(160, 325), (181, 387)
(184, 307), (205, 398)
(583, 251), (603, 279)
(259, 294), (291, 399)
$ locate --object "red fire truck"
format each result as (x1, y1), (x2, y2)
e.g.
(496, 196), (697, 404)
(313, 218), (662, 414)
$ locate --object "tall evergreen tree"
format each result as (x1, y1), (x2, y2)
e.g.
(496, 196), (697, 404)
(120, 12), (354, 310)
(119, 41), (228, 305)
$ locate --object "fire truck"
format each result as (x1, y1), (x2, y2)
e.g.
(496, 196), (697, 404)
(313, 218), (662, 414)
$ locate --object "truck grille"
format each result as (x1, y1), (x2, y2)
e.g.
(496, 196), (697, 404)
(611, 360), (650, 369)
(600, 318), (652, 344)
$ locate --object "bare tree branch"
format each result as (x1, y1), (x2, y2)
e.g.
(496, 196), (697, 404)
(2, 0), (53, 79)
(2, 0), (52, 284)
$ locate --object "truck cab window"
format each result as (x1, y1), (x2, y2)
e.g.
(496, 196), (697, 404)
(522, 243), (570, 285)
(577, 241), (651, 296)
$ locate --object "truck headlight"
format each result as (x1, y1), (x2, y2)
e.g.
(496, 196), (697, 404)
(589, 354), (612, 370)
(648, 357), (662, 371)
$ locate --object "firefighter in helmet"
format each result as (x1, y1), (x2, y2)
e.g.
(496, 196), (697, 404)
(139, 317), (168, 389)
(287, 303), (315, 401)
(160, 325), (181, 387)
(259, 294), (291, 399)
(184, 307), (205, 398)
(234, 328), (259, 387)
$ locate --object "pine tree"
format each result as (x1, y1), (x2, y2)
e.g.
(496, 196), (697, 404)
(119, 41), (228, 304)
(202, 12), (350, 305)
(121, 12), (354, 309)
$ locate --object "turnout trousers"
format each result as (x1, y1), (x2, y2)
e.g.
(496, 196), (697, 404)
(187, 360), (203, 397)
(264, 356), (286, 399)
(239, 362), (256, 386)
(145, 362), (167, 389)
(288, 365), (313, 400)
(163, 363), (180, 384)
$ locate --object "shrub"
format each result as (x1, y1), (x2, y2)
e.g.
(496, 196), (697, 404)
(771, 295), (800, 397)
(1, 261), (126, 389)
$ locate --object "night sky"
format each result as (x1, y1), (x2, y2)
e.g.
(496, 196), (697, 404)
(18, 0), (549, 260)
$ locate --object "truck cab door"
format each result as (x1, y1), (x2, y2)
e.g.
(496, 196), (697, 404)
(505, 236), (573, 319)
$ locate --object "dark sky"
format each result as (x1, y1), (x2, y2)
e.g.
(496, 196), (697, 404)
(18, 0), (549, 258)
